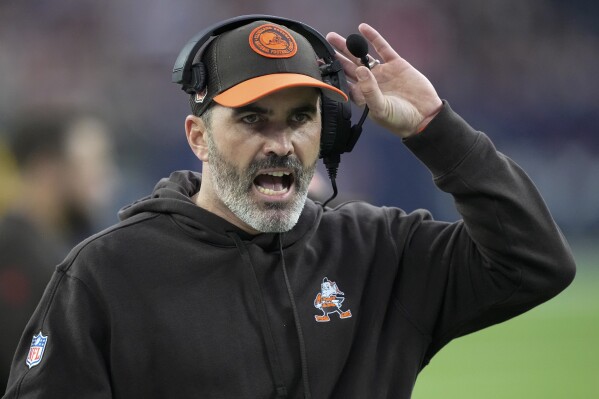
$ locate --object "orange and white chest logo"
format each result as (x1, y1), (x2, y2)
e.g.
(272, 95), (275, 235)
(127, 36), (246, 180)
(314, 277), (352, 322)
(249, 24), (297, 58)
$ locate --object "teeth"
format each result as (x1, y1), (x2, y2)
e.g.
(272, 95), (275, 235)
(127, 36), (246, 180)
(257, 186), (289, 196)
(265, 171), (290, 177)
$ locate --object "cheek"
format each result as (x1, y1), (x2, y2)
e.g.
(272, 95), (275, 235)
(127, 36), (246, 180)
(299, 124), (322, 162)
(214, 132), (260, 170)
(294, 123), (321, 163)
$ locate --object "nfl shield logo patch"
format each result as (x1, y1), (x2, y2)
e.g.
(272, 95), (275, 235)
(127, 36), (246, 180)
(26, 331), (48, 369)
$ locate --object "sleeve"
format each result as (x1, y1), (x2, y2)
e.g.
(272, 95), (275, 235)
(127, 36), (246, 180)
(3, 267), (112, 398)
(394, 101), (576, 365)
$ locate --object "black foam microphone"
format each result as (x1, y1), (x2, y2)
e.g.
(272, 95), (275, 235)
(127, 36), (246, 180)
(346, 34), (370, 68)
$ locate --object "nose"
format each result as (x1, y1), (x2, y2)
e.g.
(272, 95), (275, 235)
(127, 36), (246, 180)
(262, 128), (294, 157)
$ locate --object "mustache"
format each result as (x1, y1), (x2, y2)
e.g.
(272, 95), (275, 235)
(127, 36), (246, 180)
(246, 155), (304, 177)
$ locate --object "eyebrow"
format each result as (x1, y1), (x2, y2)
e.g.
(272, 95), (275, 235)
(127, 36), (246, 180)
(231, 104), (270, 116)
(290, 104), (318, 115)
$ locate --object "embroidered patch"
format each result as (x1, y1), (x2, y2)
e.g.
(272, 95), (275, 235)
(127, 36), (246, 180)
(249, 24), (297, 59)
(194, 87), (208, 103)
(26, 331), (48, 369)
(314, 277), (352, 322)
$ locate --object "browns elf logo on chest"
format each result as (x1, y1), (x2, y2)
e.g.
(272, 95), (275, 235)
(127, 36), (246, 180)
(249, 24), (298, 58)
(314, 277), (352, 322)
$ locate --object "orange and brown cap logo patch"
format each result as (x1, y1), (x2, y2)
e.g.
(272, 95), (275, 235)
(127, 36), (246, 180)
(249, 24), (298, 59)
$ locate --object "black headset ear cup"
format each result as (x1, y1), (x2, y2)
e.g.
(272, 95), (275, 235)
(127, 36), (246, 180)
(320, 97), (352, 159)
(189, 62), (206, 94)
(320, 97), (339, 158)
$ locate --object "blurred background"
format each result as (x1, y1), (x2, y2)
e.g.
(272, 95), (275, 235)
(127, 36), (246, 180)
(1, 0), (597, 397)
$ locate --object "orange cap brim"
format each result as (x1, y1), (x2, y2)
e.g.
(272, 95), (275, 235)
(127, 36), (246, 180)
(213, 73), (348, 107)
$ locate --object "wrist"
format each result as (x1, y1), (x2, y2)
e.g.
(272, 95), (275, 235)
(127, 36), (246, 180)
(415, 100), (443, 134)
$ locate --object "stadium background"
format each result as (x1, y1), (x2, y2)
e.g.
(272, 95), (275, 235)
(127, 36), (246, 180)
(1, 0), (597, 397)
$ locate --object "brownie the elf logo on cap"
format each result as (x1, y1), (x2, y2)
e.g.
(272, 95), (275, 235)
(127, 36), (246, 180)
(249, 24), (297, 58)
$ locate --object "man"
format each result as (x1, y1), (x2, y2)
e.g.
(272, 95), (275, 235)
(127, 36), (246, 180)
(3, 18), (575, 398)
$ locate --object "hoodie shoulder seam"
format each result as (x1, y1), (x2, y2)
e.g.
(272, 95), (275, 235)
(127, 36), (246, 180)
(59, 212), (161, 274)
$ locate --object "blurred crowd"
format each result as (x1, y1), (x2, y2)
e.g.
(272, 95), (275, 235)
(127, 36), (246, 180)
(1, 0), (598, 389)
(0, 109), (118, 385)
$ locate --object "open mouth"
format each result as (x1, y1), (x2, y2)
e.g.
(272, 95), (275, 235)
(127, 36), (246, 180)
(253, 171), (294, 196)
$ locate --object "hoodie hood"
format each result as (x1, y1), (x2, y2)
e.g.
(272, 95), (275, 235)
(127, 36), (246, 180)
(117, 170), (322, 250)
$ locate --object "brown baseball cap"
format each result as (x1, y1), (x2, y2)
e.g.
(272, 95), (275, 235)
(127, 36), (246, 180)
(192, 20), (348, 114)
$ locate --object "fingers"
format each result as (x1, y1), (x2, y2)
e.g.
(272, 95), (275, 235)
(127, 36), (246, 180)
(327, 25), (401, 66)
(333, 51), (361, 82)
(357, 23), (401, 64)
(354, 66), (386, 114)
(326, 30), (385, 109)
(325, 31), (346, 53)
(345, 81), (365, 106)
(325, 32), (363, 69)
(325, 31), (380, 84)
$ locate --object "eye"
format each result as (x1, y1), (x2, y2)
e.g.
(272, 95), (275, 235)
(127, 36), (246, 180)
(241, 114), (263, 124)
(290, 112), (311, 124)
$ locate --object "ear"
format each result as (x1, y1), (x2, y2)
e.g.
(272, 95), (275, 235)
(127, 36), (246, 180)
(185, 115), (209, 161)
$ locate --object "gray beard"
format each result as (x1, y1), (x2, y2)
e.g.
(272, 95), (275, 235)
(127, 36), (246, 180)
(205, 133), (316, 233)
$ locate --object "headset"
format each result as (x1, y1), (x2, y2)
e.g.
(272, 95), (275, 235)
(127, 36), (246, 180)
(172, 14), (366, 205)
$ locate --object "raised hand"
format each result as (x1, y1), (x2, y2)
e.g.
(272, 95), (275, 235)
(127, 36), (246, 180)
(326, 24), (443, 138)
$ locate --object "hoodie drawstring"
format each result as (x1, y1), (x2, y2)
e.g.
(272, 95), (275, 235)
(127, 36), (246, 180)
(228, 232), (312, 399)
(228, 232), (288, 398)
(279, 234), (312, 399)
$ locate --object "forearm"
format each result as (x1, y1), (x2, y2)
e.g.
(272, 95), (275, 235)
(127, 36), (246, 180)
(405, 101), (576, 303)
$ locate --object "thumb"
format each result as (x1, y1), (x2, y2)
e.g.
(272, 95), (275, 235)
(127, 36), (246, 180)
(355, 66), (385, 114)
